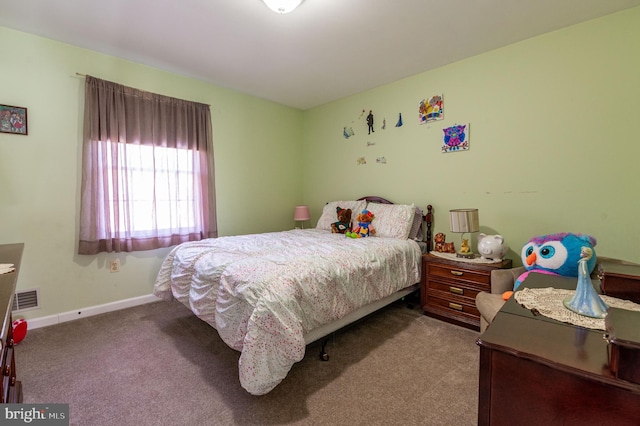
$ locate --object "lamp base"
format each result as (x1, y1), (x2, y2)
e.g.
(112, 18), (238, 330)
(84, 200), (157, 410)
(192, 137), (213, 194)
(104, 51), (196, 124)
(456, 251), (477, 259)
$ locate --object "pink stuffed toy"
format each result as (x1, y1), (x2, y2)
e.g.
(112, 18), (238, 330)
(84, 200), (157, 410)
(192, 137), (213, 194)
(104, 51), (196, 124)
(346, 210), (376, 238)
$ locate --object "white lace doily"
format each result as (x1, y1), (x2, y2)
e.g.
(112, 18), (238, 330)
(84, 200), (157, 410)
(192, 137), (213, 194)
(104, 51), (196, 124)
(514, 287), (640, 330)
(429, 251), (502, 264)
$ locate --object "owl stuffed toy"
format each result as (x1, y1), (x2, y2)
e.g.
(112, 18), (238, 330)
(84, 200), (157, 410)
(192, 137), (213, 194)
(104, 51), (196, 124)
(513, 232), (597, 290)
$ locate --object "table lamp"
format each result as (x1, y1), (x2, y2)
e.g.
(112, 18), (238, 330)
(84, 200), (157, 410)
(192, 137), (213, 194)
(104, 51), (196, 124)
(449, 208), (479, 258)
(294, 205), (311, 229)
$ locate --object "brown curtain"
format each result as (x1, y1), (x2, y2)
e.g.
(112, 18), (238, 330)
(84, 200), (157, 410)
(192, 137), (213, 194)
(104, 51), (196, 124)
(78, 76), (217, 254)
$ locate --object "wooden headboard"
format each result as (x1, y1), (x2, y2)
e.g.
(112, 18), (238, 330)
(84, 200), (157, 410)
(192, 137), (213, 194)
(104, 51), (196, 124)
(358, 195), (393, 204)
(357, 196), (433, 252)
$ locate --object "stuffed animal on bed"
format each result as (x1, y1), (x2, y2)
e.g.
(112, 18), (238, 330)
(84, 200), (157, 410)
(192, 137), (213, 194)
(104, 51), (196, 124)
(346, 210), (376, 238)
(513, 232), (597, 290)
(330, 207), (352, 234)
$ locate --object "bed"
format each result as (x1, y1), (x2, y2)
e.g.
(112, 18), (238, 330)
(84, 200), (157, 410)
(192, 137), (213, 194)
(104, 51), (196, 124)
(153, 196), (433, 395)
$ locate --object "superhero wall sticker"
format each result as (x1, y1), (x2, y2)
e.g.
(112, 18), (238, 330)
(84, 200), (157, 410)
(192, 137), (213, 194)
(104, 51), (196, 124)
(343, 108), (402, 166)
(343, 109), (405, 139)
(341, 99), (470, 162)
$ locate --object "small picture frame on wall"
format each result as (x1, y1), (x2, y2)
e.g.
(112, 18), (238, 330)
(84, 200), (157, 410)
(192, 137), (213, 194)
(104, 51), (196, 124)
(442, 123), (469, 153)
(0, 104), (28, 135)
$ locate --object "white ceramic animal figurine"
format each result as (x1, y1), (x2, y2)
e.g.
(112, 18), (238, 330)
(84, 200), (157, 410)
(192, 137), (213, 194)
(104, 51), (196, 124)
(477, 233), (509, 260)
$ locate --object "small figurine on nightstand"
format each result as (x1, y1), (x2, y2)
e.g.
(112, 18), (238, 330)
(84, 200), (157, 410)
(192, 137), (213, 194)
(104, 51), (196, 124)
(477, 233), (509, 260)
(460, 239), (471, 254)
(456, 237), (476, 259)
(434, 232), (456, 253)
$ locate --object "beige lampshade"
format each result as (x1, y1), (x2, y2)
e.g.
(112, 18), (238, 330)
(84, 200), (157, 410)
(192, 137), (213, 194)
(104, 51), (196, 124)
(449, 209), (479, 233)
(294, 205), (311, 221)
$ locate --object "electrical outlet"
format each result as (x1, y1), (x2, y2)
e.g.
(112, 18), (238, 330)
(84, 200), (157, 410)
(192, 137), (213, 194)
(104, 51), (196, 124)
(109, 259), (120, 273)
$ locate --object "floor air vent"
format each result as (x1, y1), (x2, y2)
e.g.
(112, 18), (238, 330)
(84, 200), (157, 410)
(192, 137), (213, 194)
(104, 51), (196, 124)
(12, 288), (40, 312)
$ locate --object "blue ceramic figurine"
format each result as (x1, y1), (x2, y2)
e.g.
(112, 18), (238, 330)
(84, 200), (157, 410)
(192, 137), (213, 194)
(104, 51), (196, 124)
(563, 247), (608, 318)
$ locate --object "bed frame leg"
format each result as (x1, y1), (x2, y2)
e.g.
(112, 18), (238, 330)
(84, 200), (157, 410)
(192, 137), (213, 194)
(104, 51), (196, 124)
(320, 339), (330, 361)
(403, 289), (420, 309)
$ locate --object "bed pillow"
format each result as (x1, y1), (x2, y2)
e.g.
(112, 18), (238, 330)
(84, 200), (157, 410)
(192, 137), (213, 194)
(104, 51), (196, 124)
(316, 200), (367, 231)
(408, 207), (424, 241)
(366, 202), (415, 239)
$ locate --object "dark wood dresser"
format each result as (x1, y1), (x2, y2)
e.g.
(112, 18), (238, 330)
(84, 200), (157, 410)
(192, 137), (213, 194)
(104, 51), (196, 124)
(0, 243), (24, 403)
(598, 261), (640, 304)
(421, 253), (512, 330)
(477, 273), (640, 425)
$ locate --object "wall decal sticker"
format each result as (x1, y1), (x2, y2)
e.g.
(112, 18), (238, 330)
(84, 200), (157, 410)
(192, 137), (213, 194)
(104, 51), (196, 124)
(366, 110), (375, 134)
(343, 127), (355, 139)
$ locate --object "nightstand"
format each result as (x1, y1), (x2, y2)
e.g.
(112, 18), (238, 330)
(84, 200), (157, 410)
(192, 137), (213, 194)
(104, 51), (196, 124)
(421, 253), (512, 331)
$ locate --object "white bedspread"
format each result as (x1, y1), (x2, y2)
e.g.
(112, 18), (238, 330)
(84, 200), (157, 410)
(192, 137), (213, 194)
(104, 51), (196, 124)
(153, 228), (421, 395)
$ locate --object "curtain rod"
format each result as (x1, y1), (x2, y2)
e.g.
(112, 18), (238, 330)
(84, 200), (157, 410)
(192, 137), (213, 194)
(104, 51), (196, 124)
(75, 73), (211, 107)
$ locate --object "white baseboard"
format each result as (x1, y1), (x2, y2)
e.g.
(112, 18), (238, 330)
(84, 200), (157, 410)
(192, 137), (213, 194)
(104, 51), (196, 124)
(26, 294), (161, 330)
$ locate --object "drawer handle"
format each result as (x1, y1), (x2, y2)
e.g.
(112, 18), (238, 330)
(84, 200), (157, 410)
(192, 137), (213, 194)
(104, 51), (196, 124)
(450, 270), (464, 276)
(449, 286), (464, 295)
(449, 302), (463, 311)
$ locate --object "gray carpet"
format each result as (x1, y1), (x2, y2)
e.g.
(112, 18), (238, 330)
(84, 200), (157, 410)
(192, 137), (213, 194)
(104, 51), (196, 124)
(16, 297), (480, 425)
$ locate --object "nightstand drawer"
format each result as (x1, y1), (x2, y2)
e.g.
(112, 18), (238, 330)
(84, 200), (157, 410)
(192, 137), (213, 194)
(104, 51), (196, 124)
(427, 279), (487, 302)
(424, 296), (480, 323)
(427, 264), (491, 286)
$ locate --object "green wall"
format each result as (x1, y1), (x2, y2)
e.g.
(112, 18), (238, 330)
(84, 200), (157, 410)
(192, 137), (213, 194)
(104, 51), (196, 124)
(2, 7), (639, 322)
(0, 26), (302, 320)
(302, 7), (640, 265)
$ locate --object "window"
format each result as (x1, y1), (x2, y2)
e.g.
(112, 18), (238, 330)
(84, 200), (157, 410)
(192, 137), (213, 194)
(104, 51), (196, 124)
(78, 76), (217, 254)
(102, 141), (202, 236)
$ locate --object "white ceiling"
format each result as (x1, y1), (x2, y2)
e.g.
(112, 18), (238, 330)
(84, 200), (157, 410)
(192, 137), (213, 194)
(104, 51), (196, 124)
(2, 0), (639, 110)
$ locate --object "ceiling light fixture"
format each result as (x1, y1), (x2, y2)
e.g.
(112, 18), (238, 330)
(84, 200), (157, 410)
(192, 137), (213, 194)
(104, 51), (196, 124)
(262, 0), (303, 14)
